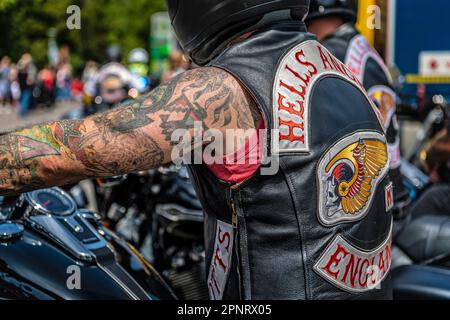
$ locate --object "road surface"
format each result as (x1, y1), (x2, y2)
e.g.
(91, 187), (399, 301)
(0, 102), (80, 134)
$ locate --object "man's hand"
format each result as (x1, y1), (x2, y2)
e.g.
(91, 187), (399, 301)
(0, 67), (260, 196)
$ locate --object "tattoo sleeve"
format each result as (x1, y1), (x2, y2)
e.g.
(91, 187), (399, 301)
(0, 67), (260, 196)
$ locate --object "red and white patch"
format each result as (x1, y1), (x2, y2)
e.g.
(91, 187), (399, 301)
(207, 220), (233, 300)
(387, 139), (402, 170)
(272, 40), (379, 155)
(314, 229), (392, 293)
(345, 35), (392, 83)
(385, 182), (394, 212)
(317, 132), (389, 226)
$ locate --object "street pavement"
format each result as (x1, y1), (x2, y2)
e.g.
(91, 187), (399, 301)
(0, 102), (80, 134)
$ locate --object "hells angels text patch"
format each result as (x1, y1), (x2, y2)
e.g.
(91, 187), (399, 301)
(272, 40), (372, 155)
(314, 229), (392, 293)
(345, 34), (392, 83)
(317, 132), (389, 226)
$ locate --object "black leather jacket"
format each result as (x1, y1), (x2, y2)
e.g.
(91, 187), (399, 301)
(188, 23), (393, 300)
(322, 23), (409, 208)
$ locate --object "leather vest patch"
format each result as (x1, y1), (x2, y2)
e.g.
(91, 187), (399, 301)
(314, 227), (392, 293)
(317, 132), (389, 226)
(368, 85), (397, 130)
(272, 40), (371, 155)
(385, 182), (394, 212)
(207, 220), (234, 300)
(198, 27), (394, 299)
(344, 35), (391, 83)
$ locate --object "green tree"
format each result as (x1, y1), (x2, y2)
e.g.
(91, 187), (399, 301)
(0, 0), (166, 72)
(0, 0), (16, 11)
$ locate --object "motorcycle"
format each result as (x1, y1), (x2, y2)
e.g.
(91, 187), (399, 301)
(59, 69), (450, 299)
(392, 160), (450, 300)
(149, 166), (208, 300)
(0, 187), (177, 300)
(90, 117), (448, 301)
(391, 93), (450, 300)
(391, 210), (450, 300)
(92, 166), (209, 300)
(405, 95), (449, 166)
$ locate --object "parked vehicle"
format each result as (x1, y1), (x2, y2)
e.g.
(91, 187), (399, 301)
(0, 188), (176, 300)
(90, 166), (209, 300)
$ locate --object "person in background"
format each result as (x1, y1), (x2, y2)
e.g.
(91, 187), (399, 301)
(306, 0), (411, 217)
(0, 56), (12, 106)
(160, 50), (190, 83)
(17, 53), (37, 117)
(85, 45), (140, 99)
(55, 46), (73, 102)
(55, 62), (73, 102)
(82, 61), (99, 107)
(71, 76), (84, 102)
(37, 65), (56, 107)
(82, 61), (98, 87)
(409, 128), (450, 218)
(9, 64), (20, 109)
(128, 48), (151, 94)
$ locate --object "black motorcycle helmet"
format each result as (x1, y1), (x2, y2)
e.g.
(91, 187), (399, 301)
(166, 0), (310, 66)
(305, 0), (358, 24)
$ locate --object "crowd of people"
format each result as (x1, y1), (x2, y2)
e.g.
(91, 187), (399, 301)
(0, 45), (192, 118)
(0, 48), (76, 118)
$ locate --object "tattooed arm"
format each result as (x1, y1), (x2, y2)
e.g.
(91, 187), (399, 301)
(0, 67), (260, 196)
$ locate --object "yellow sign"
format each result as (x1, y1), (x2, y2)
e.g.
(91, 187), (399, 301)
(356, 0), (377, 46)
(405, 74), (450, 84)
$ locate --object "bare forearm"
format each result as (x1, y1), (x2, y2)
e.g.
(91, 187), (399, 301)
(0, 110), (168, 196)
(0, 124), (88, 196)
(0, 67), (260, 196)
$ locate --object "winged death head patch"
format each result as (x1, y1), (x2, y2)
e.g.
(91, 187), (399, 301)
(317, 132), (389, 226)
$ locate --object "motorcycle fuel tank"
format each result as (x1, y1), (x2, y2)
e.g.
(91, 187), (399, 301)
(0, 188), (177, 300)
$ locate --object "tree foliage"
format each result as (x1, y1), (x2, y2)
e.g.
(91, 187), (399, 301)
(0, 0), (16, 11)
(0, 0), (167, 72)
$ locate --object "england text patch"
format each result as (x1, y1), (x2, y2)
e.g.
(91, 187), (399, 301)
(207, 220), (233, 300)
(314, 229), (392, 293)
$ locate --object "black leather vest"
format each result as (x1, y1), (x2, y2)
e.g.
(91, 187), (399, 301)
(187, 23), (393, 300)
(322, 23), (409, 206)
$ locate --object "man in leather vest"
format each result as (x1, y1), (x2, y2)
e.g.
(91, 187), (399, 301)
(306, 0), (410, 215)
(0, 0), (393, 299)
